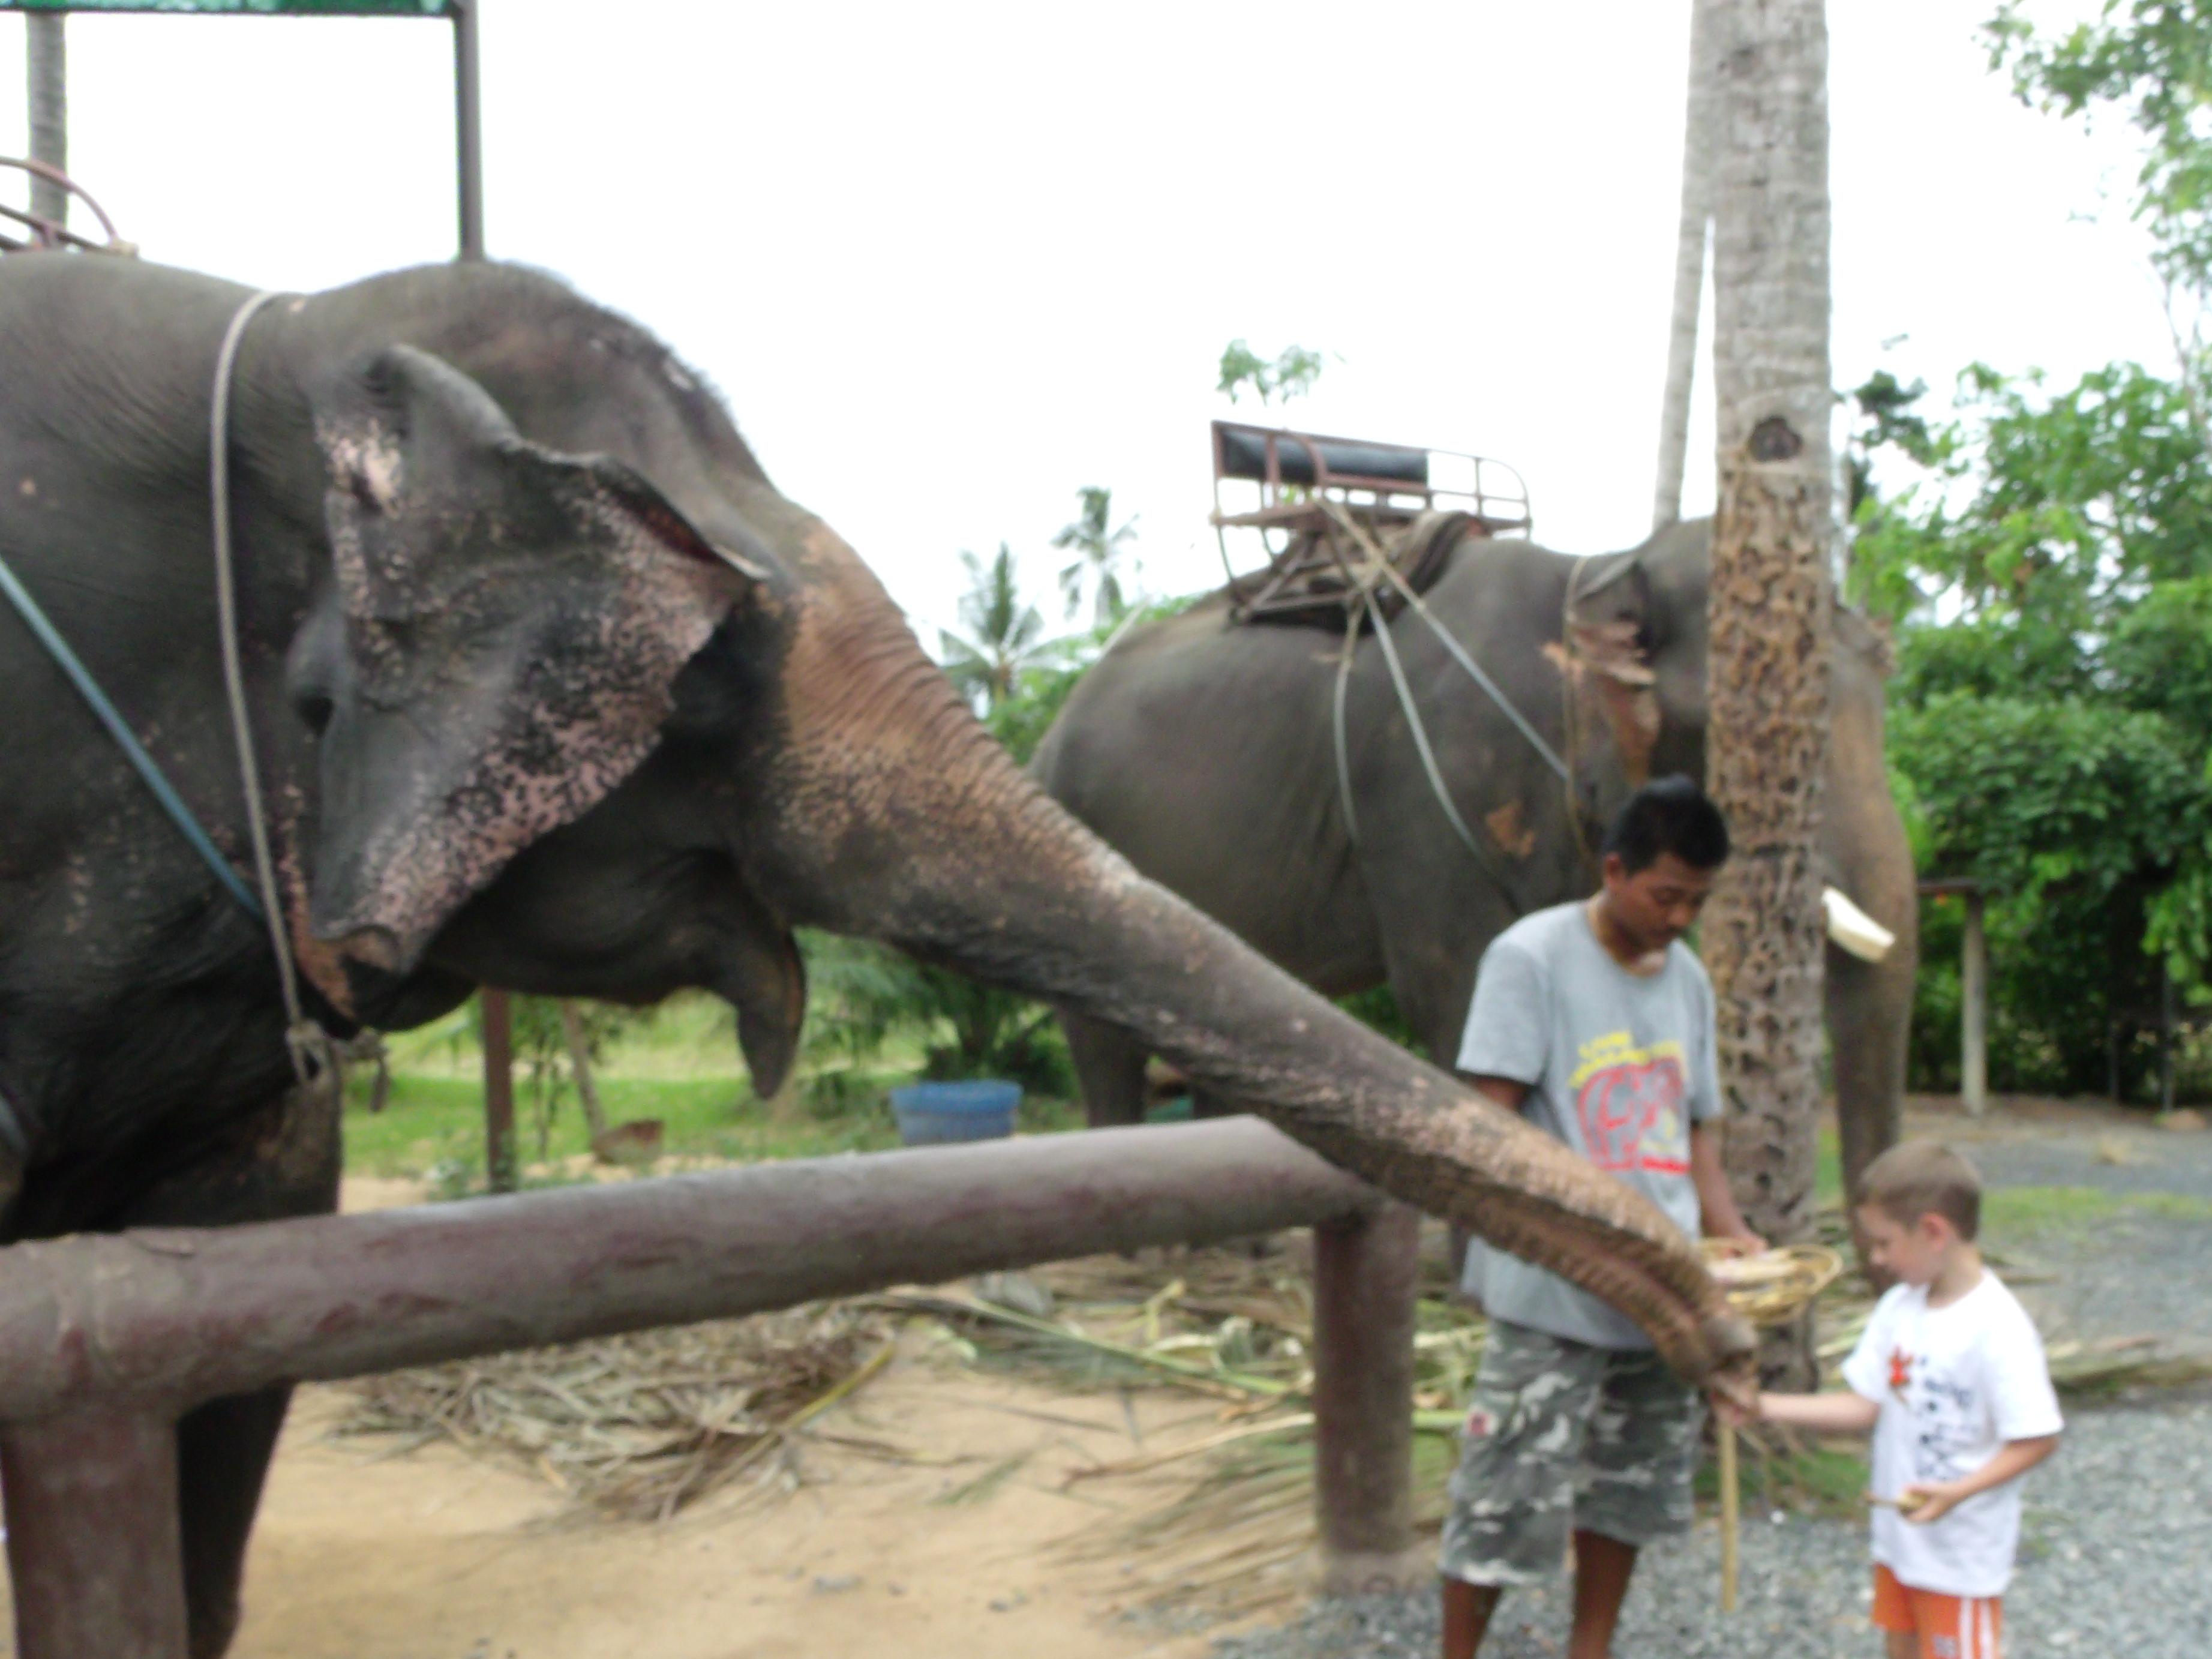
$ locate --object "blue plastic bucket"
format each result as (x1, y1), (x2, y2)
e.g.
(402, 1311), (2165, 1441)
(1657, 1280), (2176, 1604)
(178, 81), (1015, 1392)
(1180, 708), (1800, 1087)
(890, 1080), (1021, 1145)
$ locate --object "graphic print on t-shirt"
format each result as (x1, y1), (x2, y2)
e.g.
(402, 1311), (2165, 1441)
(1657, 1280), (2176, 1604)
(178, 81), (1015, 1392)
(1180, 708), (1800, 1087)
(1885, 1343), (1988, 1484)
(1889, 1346), (1914, 1399)
(1567, 1031), (1690, 1175)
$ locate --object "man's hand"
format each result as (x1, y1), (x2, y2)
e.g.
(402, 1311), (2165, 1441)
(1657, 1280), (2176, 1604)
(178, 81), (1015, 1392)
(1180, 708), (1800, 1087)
(1704, 1349), (1760, 1425)
(1704, 1230), (1767, 1258)
(1689, 1123), (1762, 1250)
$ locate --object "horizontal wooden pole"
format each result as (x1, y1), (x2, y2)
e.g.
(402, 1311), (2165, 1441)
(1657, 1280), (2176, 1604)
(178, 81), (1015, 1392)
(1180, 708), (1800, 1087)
(0, 1118), (1376, 1424)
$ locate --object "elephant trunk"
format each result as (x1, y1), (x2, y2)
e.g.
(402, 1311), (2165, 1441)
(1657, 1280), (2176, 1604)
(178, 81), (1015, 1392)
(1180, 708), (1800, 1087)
(755, 520), (1752, 1384)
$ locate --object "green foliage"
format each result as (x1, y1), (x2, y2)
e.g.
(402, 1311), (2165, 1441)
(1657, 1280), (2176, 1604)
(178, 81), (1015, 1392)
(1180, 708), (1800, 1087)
(1853, 355), (2212, 1097)
(1216, 339), (1327, 407)
(797, 932), (1073, 1096)
(455, 995), (644, 1160)
(939, 542), (1073, 714)
(1989, 1), (2212, 296)
(1051, 486), (1141, 628)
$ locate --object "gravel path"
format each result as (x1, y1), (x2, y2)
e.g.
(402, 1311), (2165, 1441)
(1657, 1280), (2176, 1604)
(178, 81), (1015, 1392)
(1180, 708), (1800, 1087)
(1950, 1114), (2212, 1351)
(1214, 1109), (2212, 1658)
(1214, 1394), (2212, 1659)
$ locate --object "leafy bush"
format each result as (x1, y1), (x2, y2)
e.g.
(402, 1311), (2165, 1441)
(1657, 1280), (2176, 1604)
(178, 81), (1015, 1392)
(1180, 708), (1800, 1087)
(798, 932), (1073, 1098)
(1855, 361), (2212, 1099)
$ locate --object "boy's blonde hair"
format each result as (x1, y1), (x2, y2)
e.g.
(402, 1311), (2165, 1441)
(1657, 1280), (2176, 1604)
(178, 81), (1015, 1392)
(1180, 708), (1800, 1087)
(1857, 1139), (1982, 1241)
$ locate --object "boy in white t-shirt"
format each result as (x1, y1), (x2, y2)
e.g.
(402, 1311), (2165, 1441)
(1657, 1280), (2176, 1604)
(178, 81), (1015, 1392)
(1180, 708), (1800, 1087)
(1741, 1141), (2062, 1659)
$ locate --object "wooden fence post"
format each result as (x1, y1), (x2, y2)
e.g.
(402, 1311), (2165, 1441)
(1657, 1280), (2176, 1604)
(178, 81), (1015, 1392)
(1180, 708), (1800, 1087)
(2, 1409), (187, 1659)
(482, 988), (517, 1192)
(1310, 1199), (1425, 1594)
(1961, 887), (1987, 1118)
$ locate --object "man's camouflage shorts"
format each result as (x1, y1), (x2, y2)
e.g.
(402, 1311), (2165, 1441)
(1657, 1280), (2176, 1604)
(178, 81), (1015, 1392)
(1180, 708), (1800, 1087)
(1439, 1319), (1703, 1586)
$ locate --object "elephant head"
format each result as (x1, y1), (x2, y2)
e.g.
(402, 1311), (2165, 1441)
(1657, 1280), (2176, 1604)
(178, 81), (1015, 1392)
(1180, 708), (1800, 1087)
(275, 268), (1751, 1384)
(291, 346), (758, 977)
(1561, 519), (1714, 798)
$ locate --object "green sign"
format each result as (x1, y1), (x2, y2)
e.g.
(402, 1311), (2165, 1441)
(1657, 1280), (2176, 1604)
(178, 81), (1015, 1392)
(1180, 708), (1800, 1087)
(0, 2), (450, 15)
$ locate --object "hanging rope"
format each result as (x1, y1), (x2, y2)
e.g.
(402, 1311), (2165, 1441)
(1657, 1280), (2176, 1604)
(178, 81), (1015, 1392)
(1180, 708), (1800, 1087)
(209, 288), (329, 1084)
(1356, 584), (1529, 914)
(1329, 619), (1363, 848)
(1319, 497), (1573, 785)
(0, 550), (263, 916)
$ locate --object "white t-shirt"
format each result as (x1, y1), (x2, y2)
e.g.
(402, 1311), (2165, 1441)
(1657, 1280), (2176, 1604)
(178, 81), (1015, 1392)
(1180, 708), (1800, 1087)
(1840, 1271), (2064, 1598)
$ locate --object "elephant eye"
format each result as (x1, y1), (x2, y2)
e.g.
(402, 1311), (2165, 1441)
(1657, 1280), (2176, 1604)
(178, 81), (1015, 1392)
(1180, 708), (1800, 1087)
(296, 691), (335, 737)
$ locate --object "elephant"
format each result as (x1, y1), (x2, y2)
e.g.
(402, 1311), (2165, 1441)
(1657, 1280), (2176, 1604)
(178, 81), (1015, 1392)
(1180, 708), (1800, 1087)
(0, 254), (1752, 1657)
(1033, 517), (1919, 1219)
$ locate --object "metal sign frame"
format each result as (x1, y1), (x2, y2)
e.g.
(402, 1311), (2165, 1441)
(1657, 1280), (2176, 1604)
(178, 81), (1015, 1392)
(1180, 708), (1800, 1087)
(4, 0), (482, 257)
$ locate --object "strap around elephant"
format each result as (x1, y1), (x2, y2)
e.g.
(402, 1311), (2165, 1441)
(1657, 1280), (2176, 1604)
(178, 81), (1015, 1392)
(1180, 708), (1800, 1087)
(0, 546), (264, 917)
(211, 288), (329, 1085)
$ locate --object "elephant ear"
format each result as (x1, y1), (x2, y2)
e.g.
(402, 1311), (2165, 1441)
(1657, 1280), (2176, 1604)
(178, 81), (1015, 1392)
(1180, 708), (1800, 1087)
(1566, 550), (1662, 787)
(305, 344), (759, 973)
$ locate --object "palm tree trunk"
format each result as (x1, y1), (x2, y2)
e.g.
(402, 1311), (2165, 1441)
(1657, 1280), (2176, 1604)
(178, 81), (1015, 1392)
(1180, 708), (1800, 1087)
(1653, 0), (1725, 532)
(1705, 0), (1833, 1312)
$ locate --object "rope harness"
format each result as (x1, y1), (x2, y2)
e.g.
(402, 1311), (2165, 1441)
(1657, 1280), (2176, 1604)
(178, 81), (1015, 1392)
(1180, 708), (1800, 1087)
(1315, 497), (1609, 917)
(0, 289), (329, 1110)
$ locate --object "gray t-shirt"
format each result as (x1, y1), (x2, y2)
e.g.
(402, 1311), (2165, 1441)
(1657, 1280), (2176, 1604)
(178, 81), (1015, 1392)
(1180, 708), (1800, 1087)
(1455, 900), (1721, 1349)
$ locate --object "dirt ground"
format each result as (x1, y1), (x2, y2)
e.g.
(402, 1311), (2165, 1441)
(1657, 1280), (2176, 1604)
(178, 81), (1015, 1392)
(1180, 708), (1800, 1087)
(3, 1175), (1240, 1659)
(7, 1099), (2201, 1659)
(226, 1362), (1226, 1659)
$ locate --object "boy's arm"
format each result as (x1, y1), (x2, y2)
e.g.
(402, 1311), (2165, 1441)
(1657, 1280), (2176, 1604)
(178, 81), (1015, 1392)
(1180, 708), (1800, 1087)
(1689, 1122), (1764, 1251)
(1904, 1435), (2060, 1525)
(1749, 1390), (1880, 1434)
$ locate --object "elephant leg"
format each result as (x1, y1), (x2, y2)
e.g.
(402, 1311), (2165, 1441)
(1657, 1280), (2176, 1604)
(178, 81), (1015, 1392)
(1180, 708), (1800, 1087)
(1059, 1006), (1148, 1129)
(173, 1385), (292, 1659)
(116, 1075), (343, 1659)
(1827, 940), (1916, 1210)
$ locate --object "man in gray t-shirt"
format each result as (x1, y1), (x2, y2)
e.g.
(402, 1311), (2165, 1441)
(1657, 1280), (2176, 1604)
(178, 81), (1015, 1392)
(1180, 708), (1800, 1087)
(1439, 777), (1761, 1659)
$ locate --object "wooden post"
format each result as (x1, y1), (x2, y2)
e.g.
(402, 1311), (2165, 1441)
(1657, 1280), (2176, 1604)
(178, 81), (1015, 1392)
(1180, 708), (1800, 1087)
(2160, 956), (2177, 1114)
(1310, 1201), (1424, 1595)
(26, 11), (66, 227)
(1961, 887), (1988, 1118)
(0, 1119), (1377, 1421)
(1718, 1421), (1740, 1612)
(451, 0), (485, 260)
(2, 1409), (188, 1659)
(482, 989), (517, 1192)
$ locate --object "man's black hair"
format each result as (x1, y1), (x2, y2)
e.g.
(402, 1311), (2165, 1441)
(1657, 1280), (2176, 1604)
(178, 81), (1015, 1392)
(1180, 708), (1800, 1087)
(1602, 775), (1730, 875)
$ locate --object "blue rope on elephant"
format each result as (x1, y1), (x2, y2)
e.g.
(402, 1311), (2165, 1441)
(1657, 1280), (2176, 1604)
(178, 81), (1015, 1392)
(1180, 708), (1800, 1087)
(0, 548), (263, 919)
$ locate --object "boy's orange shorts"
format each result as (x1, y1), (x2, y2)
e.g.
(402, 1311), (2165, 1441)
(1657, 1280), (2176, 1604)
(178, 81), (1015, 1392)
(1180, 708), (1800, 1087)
(1873, 1564), (2004, 1659)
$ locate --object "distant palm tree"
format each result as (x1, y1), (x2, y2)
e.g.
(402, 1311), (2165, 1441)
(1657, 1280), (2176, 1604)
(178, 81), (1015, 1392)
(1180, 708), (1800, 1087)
(1052, 486), (1139, 627)
(939, 543), (1064, 713)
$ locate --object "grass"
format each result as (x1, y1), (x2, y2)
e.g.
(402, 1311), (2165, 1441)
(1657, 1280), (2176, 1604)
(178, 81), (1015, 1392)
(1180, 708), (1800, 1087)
(1817, 1123), (1842, 1208)
(342, 991), (1084, 1187)
(1982, 1184), (2212, 1237)
(1695, 1437), (1869, 1520)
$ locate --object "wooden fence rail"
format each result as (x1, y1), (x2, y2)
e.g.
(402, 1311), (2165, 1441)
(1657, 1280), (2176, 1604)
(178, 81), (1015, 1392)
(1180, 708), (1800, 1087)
(0, 1118), (1420, 1657)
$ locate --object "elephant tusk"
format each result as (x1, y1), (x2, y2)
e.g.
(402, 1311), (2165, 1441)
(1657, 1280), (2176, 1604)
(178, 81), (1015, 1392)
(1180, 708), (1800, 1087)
(1824, 886), (1895, 962)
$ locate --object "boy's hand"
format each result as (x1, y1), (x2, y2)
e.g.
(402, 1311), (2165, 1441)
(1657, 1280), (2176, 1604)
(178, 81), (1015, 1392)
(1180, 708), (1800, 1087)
(1901, 1481), (1968, 1525)
(1707, 1380), (1759, 1427)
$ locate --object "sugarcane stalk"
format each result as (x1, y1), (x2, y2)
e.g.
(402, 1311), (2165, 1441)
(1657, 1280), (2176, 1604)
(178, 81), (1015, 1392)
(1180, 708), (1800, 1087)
(1719, 1420), (1740, 1613)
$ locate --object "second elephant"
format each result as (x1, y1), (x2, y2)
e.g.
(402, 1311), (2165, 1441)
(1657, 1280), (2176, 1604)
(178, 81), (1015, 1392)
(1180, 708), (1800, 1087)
(1034, 517), (1918, 1207)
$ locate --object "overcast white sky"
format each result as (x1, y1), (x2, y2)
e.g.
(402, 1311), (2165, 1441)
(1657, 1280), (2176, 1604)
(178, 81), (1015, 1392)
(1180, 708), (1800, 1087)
(0, 1), (2175, 637)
